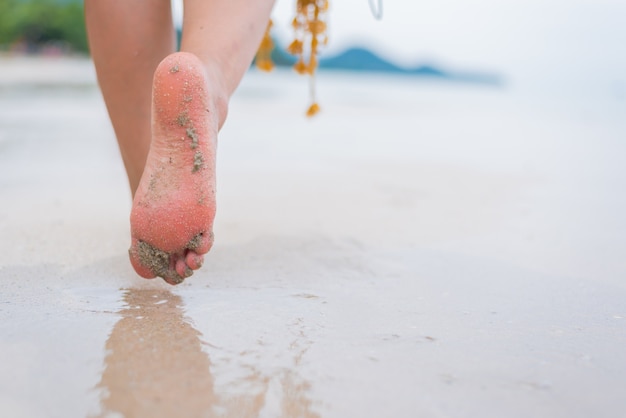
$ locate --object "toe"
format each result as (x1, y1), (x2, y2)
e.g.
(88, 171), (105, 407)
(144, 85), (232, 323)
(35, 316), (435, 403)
(185, 251), (204, 270)
(163, 273), (186, 286)
(175, 256), (193, 279)
(190, 231), (214, 255)
(129, 241), (157, 279)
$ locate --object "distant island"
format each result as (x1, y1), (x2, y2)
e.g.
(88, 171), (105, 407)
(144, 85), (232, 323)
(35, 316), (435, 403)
(264, 43), (503, 86)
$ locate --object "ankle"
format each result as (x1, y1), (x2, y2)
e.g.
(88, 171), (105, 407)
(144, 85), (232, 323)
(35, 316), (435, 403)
(197, 56), (230, 130)
(212, 87), (229, 131)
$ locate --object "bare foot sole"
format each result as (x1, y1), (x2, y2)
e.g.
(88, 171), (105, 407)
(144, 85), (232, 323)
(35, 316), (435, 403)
(129, 52), (218, 285)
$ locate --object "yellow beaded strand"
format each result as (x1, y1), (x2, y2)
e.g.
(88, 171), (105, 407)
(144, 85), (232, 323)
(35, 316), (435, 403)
(255, 0), (329, 117)
(255, 20), (275, 72)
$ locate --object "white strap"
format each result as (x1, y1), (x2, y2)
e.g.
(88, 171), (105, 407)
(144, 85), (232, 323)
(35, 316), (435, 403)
(368, 0), (383, 20)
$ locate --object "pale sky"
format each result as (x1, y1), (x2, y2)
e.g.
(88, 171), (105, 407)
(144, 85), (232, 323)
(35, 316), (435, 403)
(174, 0), (626, 96)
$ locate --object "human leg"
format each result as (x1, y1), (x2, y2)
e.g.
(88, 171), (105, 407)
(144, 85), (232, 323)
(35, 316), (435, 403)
(180, 0), (277, 103)
(128, 0), (275, 284)
(84, 0), (176, 194)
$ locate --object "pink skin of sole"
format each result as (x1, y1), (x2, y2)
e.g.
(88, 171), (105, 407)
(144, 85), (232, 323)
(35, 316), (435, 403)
(128, 52), (218, 285)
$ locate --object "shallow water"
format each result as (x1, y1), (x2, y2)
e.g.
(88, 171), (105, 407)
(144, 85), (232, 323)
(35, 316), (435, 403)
(1, 57), (625, 417)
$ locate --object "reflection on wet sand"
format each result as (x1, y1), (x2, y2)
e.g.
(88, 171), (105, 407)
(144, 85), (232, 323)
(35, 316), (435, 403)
(95, 289), (320, 418)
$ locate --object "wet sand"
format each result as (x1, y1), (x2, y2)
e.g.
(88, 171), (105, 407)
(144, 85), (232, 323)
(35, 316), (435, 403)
(1, 56), (625, 418)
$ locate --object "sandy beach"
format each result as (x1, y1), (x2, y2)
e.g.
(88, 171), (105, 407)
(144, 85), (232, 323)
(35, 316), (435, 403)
(1, 56), (625, 417)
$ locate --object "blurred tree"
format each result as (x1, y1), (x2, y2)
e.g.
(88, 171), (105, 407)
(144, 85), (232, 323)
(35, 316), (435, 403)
(0, 0), (87, 53)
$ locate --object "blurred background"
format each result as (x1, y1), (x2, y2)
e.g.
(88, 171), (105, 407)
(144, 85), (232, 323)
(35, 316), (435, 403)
(0, 0), (87, 54)
(273, 0), (626, 101)
(1, 0), (625, 101)
(1, 2), (626, 417)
